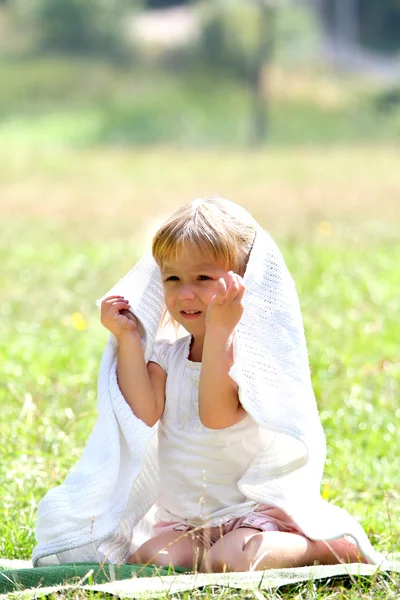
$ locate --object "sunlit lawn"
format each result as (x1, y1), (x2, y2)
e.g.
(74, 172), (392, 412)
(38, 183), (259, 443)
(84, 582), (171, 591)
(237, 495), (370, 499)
(0, 146), (399, 598)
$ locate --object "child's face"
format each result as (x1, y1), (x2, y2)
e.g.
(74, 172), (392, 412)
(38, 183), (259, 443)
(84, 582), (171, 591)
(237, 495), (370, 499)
(161, 250), (231, 338)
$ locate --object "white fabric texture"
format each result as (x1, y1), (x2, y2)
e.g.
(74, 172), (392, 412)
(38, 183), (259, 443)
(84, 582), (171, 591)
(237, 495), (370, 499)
(33, 224), (385, 567)
(151, 335), (265, 526)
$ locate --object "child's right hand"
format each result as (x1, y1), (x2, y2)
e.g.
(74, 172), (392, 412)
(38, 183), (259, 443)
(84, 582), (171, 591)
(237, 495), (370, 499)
(100, 295), (139, 339)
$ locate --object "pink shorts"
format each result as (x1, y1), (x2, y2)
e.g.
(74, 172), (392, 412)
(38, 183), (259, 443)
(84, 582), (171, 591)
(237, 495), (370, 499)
(153, 505), (302, 550)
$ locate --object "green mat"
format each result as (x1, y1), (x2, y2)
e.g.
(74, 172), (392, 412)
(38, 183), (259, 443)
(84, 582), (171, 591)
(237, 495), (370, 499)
(0, 562), (187, 595)
(1, 557), (399, 598)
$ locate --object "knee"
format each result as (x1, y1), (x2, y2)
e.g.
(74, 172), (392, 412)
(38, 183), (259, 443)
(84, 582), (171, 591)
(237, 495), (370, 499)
(127, 541), (172, 567)
(202, 534), (265, 573)
(242, 534), (282, 569)
(201, 543), (232, 573)
(322, 537), (369, 565)
(201, 546), (226, 573)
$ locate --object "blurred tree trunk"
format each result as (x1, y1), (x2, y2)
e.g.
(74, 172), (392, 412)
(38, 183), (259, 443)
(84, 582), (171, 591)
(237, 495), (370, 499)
(249, 0), (275, 146)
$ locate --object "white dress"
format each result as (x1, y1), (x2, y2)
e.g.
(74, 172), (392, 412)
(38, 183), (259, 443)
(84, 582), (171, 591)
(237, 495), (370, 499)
(150, 335), (268, 527)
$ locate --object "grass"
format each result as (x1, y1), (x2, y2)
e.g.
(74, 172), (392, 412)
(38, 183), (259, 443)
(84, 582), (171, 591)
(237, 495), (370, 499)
(0, 56), (399, 148)
(0, 145), (399, 598)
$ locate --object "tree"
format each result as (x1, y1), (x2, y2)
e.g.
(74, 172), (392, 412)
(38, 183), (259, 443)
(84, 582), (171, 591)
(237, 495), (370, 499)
(197, 0), (275, 145)
(20, 0), (134, 58)
(249, 0), (275, 145)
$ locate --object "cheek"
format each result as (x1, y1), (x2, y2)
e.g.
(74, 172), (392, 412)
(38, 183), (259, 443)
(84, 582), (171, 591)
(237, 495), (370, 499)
(202, 283), (219, 302)
(163, 289), (176, 311)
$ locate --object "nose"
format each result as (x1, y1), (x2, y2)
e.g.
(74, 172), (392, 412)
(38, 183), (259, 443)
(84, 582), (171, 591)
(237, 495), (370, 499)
(177, 284), (196, 301)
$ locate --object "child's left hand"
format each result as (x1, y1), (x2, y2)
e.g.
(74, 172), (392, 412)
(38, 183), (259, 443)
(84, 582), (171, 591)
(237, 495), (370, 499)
(206, 271), (245, 333)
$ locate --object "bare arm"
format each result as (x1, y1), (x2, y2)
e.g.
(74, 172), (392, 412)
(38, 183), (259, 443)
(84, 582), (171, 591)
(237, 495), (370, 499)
(101, 295), (166, 426)
(117, 333), (166, 426)
(199, 327), (246, 429)
(199, 273), (247, 429)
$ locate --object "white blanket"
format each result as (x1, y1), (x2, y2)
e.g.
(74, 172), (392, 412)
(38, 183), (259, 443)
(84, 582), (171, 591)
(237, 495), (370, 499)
(33, 225), (385, 567)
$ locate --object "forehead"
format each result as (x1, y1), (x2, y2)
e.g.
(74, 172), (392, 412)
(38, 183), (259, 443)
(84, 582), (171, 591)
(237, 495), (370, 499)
(161, 251), (227, 273)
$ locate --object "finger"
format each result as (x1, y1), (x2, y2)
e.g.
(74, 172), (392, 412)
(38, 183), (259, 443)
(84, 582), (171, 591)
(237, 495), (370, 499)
(106, 301), (132, 315)
(232, 274), (245, 303)
(225, 272), (239, 302)
(101, 299), (129, 314)
(104, 299), (130, 311)
(103, 296), (129, 305)
(103, 294), (125, 302)
(101, 299), (128, 316)
(211, 278), (227, 305)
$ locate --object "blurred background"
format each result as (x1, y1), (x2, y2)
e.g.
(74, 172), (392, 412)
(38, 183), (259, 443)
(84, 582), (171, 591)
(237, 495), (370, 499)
(1, 1), (400, 562)
(0, 0), (399, 231)
(1, 0), (400, 148)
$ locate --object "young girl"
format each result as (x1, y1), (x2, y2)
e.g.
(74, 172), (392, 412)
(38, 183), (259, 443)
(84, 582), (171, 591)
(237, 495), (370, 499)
(33, 197), (382, 572)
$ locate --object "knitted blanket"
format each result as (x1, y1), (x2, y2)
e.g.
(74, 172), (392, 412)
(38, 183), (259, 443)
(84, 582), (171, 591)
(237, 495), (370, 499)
(1, 558), (399, 596)
(33, 222), (386, 567)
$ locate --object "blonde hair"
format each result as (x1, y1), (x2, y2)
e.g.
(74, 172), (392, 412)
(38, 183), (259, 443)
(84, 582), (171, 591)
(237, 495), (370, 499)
(152, 197), (255, 276)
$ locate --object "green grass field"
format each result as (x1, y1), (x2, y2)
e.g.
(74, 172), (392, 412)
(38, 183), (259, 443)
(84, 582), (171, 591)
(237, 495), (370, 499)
(0, 55), (399, 148)
(1, 145), (399, 598)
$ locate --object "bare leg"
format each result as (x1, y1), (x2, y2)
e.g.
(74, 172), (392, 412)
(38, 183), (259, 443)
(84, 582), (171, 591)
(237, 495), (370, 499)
(201, 528), (368, 573)
(127, 530), (206, 571)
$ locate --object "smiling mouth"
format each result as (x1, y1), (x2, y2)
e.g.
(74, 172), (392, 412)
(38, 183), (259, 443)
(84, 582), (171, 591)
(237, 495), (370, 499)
(180, 310), (202, 319)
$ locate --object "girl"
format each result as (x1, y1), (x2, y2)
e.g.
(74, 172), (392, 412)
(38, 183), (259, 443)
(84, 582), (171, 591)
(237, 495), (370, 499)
(33, 197), (382, 572)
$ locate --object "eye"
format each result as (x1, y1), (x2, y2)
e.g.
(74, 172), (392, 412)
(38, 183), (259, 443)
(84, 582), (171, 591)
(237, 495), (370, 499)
(198, 275), (211, 281)
(164, 275), (179, 282)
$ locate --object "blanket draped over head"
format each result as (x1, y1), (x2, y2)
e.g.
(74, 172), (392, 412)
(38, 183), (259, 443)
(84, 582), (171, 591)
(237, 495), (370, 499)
(33, 224), (384, 567)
